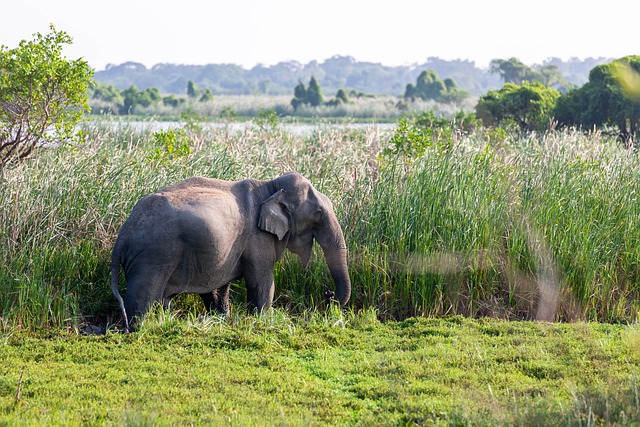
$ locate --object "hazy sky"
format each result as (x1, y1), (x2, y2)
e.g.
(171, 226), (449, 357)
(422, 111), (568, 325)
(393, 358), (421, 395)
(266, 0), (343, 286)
(1, 1), (637, 71)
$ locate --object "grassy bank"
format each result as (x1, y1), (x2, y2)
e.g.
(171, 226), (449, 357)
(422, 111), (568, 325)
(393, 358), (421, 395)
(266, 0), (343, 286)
(90, 93), (477, 121)
(1, 311), (638, 426)
(1, 120), (639, 328)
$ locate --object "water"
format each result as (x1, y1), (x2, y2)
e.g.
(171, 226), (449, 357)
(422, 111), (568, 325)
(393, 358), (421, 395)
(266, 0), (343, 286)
(88, 119), (395, 135)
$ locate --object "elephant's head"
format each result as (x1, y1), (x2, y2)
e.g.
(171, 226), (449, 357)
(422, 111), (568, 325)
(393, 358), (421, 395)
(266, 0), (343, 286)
(258, 172), (351, 306)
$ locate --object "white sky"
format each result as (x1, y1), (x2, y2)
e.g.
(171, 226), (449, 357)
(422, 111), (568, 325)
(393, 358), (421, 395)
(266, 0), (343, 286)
(1, 0), (637, 71)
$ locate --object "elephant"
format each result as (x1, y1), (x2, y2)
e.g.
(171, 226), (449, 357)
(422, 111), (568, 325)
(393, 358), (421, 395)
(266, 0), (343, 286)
(110, 171), (351, 331)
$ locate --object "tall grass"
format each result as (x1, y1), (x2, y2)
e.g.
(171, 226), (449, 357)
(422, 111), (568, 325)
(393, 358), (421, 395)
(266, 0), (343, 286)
(517, 131), (640, 321)
(348, 128), (640, 322)
(1, 119), (639, 329)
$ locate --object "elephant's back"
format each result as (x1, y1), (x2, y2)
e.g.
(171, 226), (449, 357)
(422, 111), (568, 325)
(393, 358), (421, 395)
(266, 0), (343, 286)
(114, 185), (245, 264)
(154, 188), (245, 246)
(125, 192), (176, 227)
(114, 193), (179, 249)
(159, 176), (235, 194)
(127, 189), (241, 229)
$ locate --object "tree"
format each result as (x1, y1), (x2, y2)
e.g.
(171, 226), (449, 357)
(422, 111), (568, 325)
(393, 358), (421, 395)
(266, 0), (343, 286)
(326, 89), (350, 106)
(441, 78), (469, 103)
(476, 81), (560, 131)
(306, 76), (324, 107)
(0, 25), (92, 166)
(537, 64), (563, 88)
(291, 77), (324, 109)
(335, 89), (349, 103)
(91, 82), (123, 104)
(404, 70), (468, 103)
(199, 88), (214, 102)
(187, 80), (198, 98)
(415, 70), (446, 99)
(554, 56), (640, 143)
(490, 58), (567, 91)
(120, 85), (161, 114)
(89, 82), (124, 114)
(162, 95), (185, 108)
(490, 58), (531, 85)
(291, 80), (307, 110)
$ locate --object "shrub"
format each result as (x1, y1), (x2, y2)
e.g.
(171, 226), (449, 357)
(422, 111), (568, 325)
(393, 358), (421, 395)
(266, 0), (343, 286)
(476, 81), (560, 132)
(381, 111), (479, 160)
(0, 25), (92, 167)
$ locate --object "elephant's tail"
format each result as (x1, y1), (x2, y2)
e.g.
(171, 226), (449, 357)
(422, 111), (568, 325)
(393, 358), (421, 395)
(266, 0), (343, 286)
(110, 255), (129, 333)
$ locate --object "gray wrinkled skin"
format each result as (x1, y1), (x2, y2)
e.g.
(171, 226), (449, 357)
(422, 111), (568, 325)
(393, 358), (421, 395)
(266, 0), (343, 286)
(111, 172), (351, 332)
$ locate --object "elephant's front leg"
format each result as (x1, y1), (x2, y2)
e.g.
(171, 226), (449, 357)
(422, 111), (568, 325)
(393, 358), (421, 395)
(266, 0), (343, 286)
(199, 284), (230, 316)
(242, 258), (275, 313)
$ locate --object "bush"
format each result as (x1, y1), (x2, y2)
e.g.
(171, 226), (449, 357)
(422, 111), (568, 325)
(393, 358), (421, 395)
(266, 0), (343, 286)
(381, 111), (479, 159)
(0, 25), (92, 167)
(404, 70), (469, 103)
(476, 81), (560, 132)
(150, 128), (192, 163)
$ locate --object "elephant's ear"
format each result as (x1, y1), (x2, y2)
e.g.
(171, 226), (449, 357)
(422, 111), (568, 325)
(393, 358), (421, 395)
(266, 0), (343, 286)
(258, 189), (289, 240)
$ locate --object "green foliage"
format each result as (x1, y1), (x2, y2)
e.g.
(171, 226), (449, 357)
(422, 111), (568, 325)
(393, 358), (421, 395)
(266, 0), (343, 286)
(1, 315), (638, 425)
(94, 56), (605, 97)
(491, 58), (535, 85)
(91, 82), (215, 114)
(89, 83), (123, 114)
(0, 120), (235, 329)
(306, 76), (324, 106)
(326, 89), (351, 106)
(294, 80), (306, 99)
(336, 88), (349, 103)
(150, 128), (192, 163)
(219, 106), (237, 121)
(348, 89), (375, 99)
(90, 82), (124, 111)
(161, 95), (185, 108)
(180, 109), (206, 135)
(404, 69), (469, 103)
(476, 81), (561, 131)
(252, 108), (279, 131)
(199, 88), (214, 102)
(371, 128), (640, 322)
(291, 80), (307, 110)
(554, 56), (640, 143)
(490, 58), (566, 89)
(0, 25), (92, 166)
(612, 60), (640, 100)
(291, 77), (324, 109)
(187, 80), (214, 102)
(186, 80), (198, 98)
(381, 110), (479, 159)
(519, 145), (640, 321)
(120, 85), (161, 114)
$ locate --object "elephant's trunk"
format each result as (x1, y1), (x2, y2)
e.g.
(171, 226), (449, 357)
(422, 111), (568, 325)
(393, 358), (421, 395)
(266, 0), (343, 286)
(317, 215), (351, 306)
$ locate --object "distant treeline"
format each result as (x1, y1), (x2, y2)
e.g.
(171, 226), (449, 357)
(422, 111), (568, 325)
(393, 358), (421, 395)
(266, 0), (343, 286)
(94, 55), (610, 97)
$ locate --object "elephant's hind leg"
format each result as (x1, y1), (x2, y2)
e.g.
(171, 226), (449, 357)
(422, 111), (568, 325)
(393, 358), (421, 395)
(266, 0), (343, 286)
(200, 283), (230, 316)
(123, 267), (173, 328)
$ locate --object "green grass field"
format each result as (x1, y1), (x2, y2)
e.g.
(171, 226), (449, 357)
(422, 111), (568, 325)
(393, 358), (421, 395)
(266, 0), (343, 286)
(1, 118), (639, 425)
(1, 310), (639, 426)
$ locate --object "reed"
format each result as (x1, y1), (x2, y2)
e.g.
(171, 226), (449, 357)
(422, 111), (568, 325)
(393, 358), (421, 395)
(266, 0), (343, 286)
(1, 119), (638, 329)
